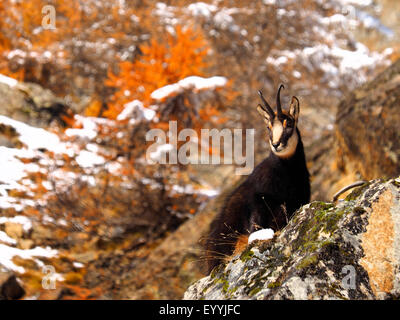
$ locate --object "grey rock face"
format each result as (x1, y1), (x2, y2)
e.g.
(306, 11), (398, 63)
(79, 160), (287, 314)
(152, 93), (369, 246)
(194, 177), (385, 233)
(0, 81), (69, 128)
(336, 58), (400, 180)
(184, 177), (400, 300)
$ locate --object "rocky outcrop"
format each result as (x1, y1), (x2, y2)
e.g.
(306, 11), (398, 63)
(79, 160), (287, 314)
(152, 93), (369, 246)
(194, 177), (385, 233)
(308, 58), (400, 201)
(336, 58), (400, 180)
(0, 80), (71, 128)
(184, 177), (400, 300)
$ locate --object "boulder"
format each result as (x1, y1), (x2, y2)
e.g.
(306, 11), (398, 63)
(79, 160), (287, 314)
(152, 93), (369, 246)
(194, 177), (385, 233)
(308, 58), (400, 201)
(4, 222), (24, 240)
(0, 271), (25, 300)
(335, 58), (400, 180)
(184, 177), (400, 300)
(0, 80), (71, 128)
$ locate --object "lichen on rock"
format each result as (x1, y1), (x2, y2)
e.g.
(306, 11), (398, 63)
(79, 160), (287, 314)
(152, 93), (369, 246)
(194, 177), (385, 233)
(184, 177), (400, 300)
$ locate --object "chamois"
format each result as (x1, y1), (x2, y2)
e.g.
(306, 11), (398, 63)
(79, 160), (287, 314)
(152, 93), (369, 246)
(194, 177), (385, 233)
(205, 85), (310, 274)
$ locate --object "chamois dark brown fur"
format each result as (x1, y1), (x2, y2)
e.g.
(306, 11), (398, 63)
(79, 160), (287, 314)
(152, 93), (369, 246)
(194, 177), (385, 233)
(205, 85), (310, 274)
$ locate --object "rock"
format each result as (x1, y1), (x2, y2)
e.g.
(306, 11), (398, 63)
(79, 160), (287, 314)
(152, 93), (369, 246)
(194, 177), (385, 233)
(31, 225), (53, 241)
(0, 272), (25, 300)
(0, 81), (71, 128)
(70, 251), (98, 264)
(335, 58), (400, 181)
(18, 239), (34, 250)
(308, 59), (400, 201)
(4, 222), (24, 239)
(184, 177), (400, 300)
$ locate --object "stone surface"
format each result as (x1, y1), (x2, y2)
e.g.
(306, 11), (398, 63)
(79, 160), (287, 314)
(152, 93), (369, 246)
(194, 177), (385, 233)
(335, 58), (400, 180)
(4, 222), (24, 240)
(0, 81), (70, 128)
(308, 58), (400, 202)
(184, 177), (400, 300)
(0, 271), (25, 300)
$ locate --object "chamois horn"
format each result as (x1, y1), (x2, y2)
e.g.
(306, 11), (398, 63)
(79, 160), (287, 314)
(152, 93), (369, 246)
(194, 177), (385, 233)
(276, 84), (284, 116)
(258, 90), (274, 118)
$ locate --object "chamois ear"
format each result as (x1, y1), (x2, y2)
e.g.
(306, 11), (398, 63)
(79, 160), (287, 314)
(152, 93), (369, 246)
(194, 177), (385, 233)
(257, 104), (272, 124)
(289, 96), (300, 123)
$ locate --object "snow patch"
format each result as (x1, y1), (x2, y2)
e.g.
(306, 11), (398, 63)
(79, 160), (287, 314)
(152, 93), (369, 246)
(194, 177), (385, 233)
(187, 2), (217, 18)
(0, 115), (64, 152)
(0, 215), (33, 232)
(0, 231), (17, 245)
(65, 115), (99, 140)
(248, 228), (275, 243)
(0, 244), (59, 274)
(75, 150), (105, 168)
(151, 76), (227, 101)
(117, 100), (156, 122)
(0, 74), (18, 87)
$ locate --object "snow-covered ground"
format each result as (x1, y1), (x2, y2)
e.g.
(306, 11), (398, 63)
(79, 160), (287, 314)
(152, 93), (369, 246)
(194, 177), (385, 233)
(0, 74), (227, 274)
(0, 114), (106, 212)
(0, 109), (124, 274)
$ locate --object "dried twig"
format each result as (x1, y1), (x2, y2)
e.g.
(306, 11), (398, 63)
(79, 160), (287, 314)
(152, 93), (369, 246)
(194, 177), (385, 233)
(332, 181), (367, 202)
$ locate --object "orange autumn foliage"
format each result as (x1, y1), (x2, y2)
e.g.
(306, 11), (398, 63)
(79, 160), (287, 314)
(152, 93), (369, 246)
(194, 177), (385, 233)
(104, 26), (209, 119)
(84, 99), (103, 117)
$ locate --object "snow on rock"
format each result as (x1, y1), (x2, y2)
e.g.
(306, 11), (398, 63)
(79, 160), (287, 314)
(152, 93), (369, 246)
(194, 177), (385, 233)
(73, 262), (84, 269)
(0, 147), (36, 188)
(336, 0), (372, 5)
(117, 99), (156, 123)
(151, 76), (227, 101)
(248, 228), (275, 243)
(0, 74), (18, 87)
(0, 115), (64, 153)
(0, 231), (17, 245)
(75, 150), (105, 168)
(0, 114), (113, 210)
(0, 215), (33, 232)
(263, 0), (393, 91)
(187, 2), (217, 18)
(65, 115), (114, 141)
(0, 146), (43, 210)
(186, 4), (250, 34)
(153, 2), (179, 26)
(65, 115), (100, 140)
(0, 244), (59, 274)
(0, 115), (69, 210)
(267, 42), (391, 89)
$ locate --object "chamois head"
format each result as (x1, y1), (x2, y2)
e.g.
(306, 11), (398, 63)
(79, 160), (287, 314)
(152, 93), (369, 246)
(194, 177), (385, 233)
(257, 84), (300, 159)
